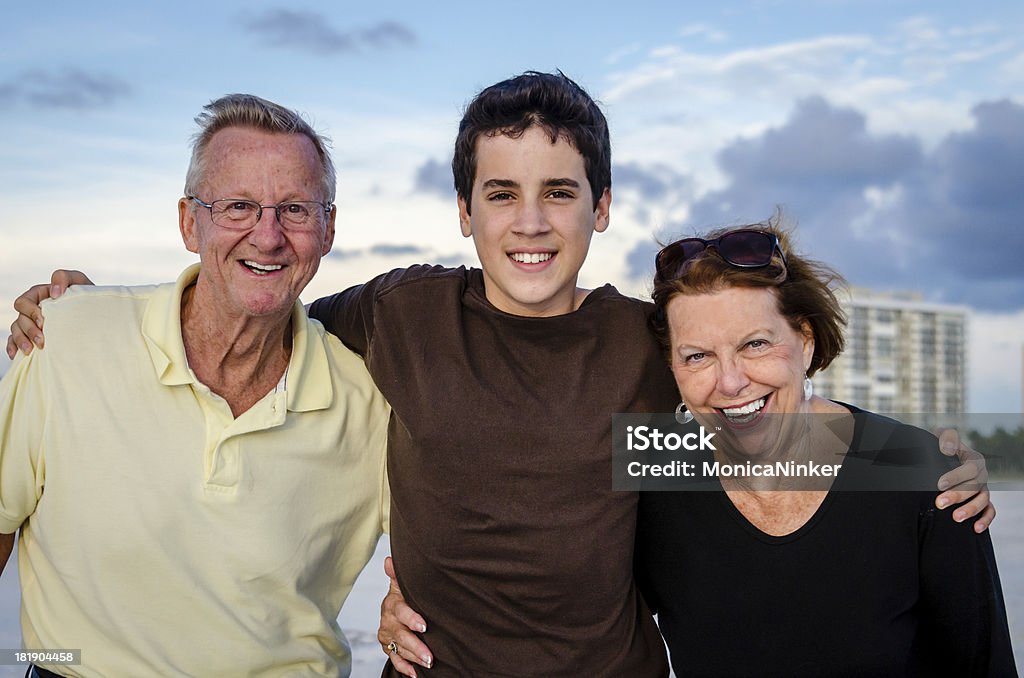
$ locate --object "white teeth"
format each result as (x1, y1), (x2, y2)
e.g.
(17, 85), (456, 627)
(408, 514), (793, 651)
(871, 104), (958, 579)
(244, 260), (283, 275)
(722, 398), (766, 417)
(510, 252), (553, 264)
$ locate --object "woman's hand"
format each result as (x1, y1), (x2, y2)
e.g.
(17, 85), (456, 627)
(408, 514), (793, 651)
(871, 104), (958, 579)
(377, 556), (433, 677)
(935, 429), (994, 533)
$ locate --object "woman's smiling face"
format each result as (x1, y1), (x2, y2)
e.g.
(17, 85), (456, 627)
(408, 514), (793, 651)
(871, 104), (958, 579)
(666, 286), (814, 444)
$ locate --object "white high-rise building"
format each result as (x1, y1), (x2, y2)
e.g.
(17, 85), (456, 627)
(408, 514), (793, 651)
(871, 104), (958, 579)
(815, 289), (967, 414)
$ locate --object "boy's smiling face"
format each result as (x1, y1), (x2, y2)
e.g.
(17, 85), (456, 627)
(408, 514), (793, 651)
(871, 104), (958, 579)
(459, 126), (610, 318)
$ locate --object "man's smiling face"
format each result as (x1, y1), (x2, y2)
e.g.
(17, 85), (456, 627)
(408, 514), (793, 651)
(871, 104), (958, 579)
(179, 126), (335, 321)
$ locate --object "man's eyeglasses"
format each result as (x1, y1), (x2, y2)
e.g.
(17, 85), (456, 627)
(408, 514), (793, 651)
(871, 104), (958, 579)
(187, 196), (333, 231)
(655, 229), (786, 282)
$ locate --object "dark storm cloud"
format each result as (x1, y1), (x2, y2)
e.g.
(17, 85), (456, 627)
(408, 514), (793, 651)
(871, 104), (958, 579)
(626, 238), (661, 288)
(243, 10), (416, 55)
(413, 157), (454, 198)
(614, 162), (694, 201)
(683, 96), (923, 248)
(0, 69), (131, 110)
(717, 97), (921, 187)
(889, 99), (1024, 306)
(626, 96), (1024, 310)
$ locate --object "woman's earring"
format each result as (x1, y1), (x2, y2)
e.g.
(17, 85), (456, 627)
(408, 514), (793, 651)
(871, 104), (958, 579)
(675, 402), (694, 425)
(803, 375), (814, 401)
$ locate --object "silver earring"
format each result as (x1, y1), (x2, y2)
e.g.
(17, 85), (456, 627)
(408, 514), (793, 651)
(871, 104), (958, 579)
(675, 402), (694, 425)
(803, 375), (813, 401)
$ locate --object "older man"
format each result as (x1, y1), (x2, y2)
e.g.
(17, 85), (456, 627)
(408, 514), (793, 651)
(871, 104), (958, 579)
(0, 95), (389, 677)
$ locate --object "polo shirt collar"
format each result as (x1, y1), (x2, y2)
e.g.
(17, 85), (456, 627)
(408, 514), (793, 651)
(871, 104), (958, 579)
(141, 264), (333, 413)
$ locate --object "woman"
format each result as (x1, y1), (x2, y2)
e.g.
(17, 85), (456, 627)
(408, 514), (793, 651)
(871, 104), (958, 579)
(637, 222), (1016, 676)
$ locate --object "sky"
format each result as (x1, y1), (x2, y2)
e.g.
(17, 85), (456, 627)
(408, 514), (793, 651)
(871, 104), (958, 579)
(2, 0), (1023, 411)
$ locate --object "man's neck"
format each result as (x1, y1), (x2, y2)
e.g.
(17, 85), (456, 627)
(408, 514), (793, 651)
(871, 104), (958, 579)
(180, 284), (293, 418)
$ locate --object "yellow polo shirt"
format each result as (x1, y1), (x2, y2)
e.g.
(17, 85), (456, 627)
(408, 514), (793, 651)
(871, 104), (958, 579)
(0, 265), (390, 677)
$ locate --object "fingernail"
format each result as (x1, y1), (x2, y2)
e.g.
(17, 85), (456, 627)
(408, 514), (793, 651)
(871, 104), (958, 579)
(33, 335), (43, 348)
(20, 342), (31, 355)
(954, 510), (965, 522)
(937, 479), (949, 491)
(51, 285), (62, 298)
(936, 498), (949, 509)
(423, 656), (432, 668)
(417, 623), (426, 633)
(976, 523), (988, 533)
(941, 440), (955, 454)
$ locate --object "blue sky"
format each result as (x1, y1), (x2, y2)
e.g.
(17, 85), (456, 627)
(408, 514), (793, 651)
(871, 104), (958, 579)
(2, 0), (1023, 410)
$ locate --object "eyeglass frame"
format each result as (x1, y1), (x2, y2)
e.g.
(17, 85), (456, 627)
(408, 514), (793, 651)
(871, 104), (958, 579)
(655, 229), (787, 283)
(186, 195), (334, 231)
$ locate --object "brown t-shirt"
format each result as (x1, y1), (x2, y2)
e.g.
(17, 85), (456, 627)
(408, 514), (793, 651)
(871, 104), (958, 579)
(310, 266), (677, 677)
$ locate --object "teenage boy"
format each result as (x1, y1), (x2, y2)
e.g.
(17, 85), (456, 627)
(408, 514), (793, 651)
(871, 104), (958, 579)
(309, 71), (674, 676)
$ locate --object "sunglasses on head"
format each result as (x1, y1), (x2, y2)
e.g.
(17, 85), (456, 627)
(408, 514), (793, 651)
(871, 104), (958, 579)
(655, 229), (786, 282)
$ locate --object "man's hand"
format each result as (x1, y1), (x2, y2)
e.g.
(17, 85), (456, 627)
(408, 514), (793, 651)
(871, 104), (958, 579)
(935, 429), (994, 533)
(377, 556), (433, 678)
(6, 269), (93, 358)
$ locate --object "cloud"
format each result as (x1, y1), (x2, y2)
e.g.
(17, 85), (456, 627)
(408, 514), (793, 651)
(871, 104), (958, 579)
(671, 96), (924, 287)
(360, 21), (416, 48)
(623, 95), (1024, 311)
(413, 157), (454, 198)
(679, 23), (727, 43)
(604, 34), (874, 104)
(0, 68), (131, 110)
(614, 162), (682, 201)
(625, 238), (661, 286)
(328, 243), (432, 260)
(715, 97), (922, 189)
(243, 10), (415, 55)
(888, 99), (1024, 306)
(369, 244), (429, 257)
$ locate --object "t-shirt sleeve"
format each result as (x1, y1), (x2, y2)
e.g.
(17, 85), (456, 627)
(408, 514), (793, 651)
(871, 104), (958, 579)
(0, 349), (49, 533)
(308, 282), (377, 357)
(916, 498), (1018, 675)
(308, 265), (436, 358)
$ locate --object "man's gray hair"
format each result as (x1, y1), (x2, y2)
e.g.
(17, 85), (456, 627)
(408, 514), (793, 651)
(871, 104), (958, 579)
(183, 94), (337, 202)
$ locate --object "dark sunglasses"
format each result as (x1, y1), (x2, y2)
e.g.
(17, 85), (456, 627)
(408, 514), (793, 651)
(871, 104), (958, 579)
(655, 229), (786, 281)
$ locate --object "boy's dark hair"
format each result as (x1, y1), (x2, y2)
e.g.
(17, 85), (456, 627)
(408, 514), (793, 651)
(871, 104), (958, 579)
(453, 71), (611, 214)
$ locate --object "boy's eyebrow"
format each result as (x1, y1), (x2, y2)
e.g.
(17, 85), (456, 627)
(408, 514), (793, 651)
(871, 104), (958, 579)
(482, 179), (519, 189)
(480, 178), (581, 189)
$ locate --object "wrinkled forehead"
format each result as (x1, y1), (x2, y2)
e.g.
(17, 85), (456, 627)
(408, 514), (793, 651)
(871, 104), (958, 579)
(202, 128), (323, 194)
(667, 286), (785, 334)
